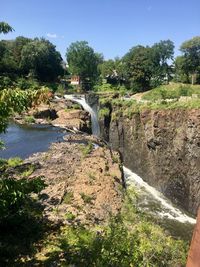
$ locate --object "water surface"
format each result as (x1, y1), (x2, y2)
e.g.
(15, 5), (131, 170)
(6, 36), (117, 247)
(0, 123), (65, 159)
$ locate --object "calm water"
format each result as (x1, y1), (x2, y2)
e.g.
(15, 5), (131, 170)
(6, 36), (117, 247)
(0, 123), (65, 159)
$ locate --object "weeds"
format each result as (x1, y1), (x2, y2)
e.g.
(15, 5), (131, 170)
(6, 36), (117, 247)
(80, 192), (94, 204)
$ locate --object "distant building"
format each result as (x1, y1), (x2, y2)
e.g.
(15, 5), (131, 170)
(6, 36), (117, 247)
(71, 76), (80, 85)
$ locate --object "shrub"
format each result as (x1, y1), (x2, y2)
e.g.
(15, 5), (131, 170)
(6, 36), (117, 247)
(99, 107), (110, 119)
(0, 176), (45, 221)
(58, 214), (187, 267)
(24, 115), (35, 124)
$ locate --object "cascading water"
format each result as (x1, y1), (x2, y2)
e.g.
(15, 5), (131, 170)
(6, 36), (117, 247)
(64, 94), (196, 224)
(124, 166), (196, 224)
(64, 95), (100, 136)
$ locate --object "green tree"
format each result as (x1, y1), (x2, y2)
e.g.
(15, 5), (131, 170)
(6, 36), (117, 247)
(174, 56), (190, 83)
(20, 38), (63, 82)
(180, 36), (200, 84)
(66, 41), (101, 90)
(151, 40), (174, 85)
(123, 45), (154, 91)
(99, 57), (126, 86)
(0, 22), (14, 34)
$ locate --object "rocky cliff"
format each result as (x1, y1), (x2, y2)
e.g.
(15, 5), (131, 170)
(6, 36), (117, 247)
(100, 107), (200, 215)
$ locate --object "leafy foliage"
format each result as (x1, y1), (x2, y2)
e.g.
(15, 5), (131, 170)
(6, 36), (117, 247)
(179, 36), (200, 84)
(0, 176), (45, 221)
(36, 195), (188, 267)
(66, 41), (102, 89)
(0, 87), (49, 132)
(20, 38), (63, 82)
(0, 22), (14, 34)
(0, 37), (63, 83)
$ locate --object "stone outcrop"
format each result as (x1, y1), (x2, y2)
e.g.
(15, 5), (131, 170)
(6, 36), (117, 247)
(14, 100), (91, 133)
(100, 108), (200, 215)
(51, 109), (91, 133)
(26, 134), (123, 225)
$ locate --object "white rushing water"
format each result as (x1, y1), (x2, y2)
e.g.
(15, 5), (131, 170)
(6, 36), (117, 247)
(63, 94), (196, 224)
(64, 95), (100, 136)
(123, 166), (196, 224)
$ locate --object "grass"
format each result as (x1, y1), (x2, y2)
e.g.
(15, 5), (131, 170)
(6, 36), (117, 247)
(98, 83), (200, 121)
(80, 192), (94, 204)
(98, 85), (200, 120)
(80, 142), (93, 158)
(62, 191), (74, 204)
(65, 211), (76, 221)
(21, 165), (35, 178)
(7, 157), (23, 167)
(24, 115), (35, 124)
(142, 83), (200, 101)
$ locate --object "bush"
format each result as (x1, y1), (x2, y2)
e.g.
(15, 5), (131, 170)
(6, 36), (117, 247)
(24, 115), (35, 124)
(0, 176), (45, 221)
(0, 76), (13, 89)
(57, 214), (187, 267)
(99, 107), (110, 119)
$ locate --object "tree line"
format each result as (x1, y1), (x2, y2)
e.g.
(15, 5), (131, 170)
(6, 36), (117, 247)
(0, 22), (200, 92)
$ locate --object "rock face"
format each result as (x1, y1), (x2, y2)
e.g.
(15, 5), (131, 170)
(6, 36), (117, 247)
(51, 109), (91, 133)
(26, 134), (123, 225)
(100, 108), (200, 215)
(16, 100), (91, 133)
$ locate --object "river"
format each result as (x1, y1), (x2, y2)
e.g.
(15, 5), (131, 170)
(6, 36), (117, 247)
(0, 123), (65, 159)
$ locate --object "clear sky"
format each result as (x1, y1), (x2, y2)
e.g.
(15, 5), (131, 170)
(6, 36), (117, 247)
(1, 0), (200, 60)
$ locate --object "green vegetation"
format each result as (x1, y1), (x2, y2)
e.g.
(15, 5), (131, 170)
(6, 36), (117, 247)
(0, 87), (49, 132)
(98, 83), (200, 121)
(80, 142), (93, 157)
(24, 115), (35, 124)
(66, 41), (103, 90)
(99, 107), (110, 119)
(80, 192), (94, 204)
(65, 211), (76, 221)
(7, 156), (23, 167)
(62, 191), (74, 204)
(0, 176), (45, 220)
(21, 165), (35, 178)
(142, 83), (200, 101)
(25, 193), (189, 267)
(0, 21), (14, 34)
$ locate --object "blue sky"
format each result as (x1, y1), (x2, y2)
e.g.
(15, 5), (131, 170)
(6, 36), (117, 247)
(1, 0), (200, 60)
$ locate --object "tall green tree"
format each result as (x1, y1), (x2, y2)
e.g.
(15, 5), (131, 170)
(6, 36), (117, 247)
(20, 38), (63, 82)
(180, 36), (200, 84)
(66, 41), (101, 90)
(174, 56), (190, 83)
(151, 40), (174, 85)
(123, 45), (154, 91)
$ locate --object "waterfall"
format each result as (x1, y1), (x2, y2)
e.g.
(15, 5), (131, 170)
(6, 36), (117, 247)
(63, 94), (196, 224)
(123, 166), (196, 224)
(64, 95), (100, 136)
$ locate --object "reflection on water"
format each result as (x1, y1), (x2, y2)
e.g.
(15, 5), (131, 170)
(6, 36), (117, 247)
(0, 123), (65, 159)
